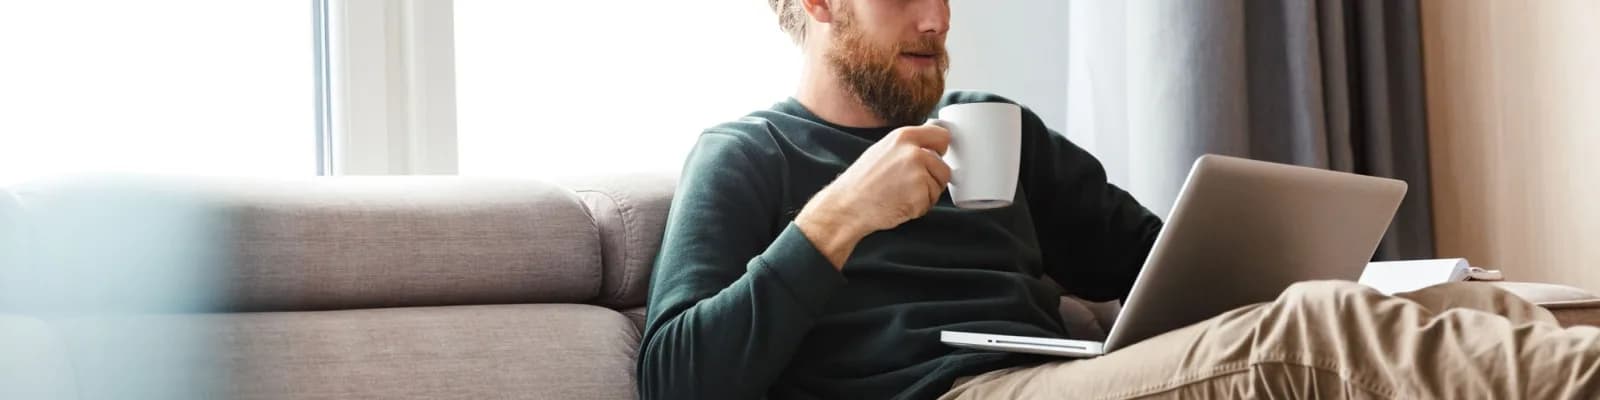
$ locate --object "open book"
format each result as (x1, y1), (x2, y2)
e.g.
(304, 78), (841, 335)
(1358, 258), (1502, 295)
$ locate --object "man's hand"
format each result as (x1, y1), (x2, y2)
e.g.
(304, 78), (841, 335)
(795, 122), (953, 270)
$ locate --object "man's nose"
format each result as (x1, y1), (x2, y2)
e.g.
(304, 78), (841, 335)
(913, 0), (950, 36)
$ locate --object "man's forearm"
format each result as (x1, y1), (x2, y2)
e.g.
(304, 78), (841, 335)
(639, 224), (849, 399)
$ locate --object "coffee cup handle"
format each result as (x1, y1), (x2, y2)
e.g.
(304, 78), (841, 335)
(924, 118), (957, 185)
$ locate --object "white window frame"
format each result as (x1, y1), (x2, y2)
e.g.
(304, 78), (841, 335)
(325, 0), (458, 175)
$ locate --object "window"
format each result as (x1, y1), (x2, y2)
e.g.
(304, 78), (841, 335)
(452, 0), (799, 176)
(0, 1), (317, 185)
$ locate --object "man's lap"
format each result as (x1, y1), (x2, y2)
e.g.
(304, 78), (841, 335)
(942, 281), (1600, 399)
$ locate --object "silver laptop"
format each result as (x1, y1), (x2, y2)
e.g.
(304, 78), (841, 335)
(942, 154), (1407, 357)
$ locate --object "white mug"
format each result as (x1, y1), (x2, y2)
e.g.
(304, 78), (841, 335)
(927, 102), (1022, 209)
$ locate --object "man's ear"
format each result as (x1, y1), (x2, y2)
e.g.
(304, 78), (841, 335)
(801, 0), (834, 24)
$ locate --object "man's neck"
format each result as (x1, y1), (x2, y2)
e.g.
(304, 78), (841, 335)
(794, 58), (888, 128)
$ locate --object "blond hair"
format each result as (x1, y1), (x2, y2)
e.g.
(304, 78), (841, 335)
(769, 0), (808, 44)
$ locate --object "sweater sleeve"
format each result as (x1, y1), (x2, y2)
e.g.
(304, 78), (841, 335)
(636, 131), (847, 400)
(1018, 108), (1164, 303)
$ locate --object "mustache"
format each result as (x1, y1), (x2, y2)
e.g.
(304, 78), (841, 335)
(896, 38), (947, 57)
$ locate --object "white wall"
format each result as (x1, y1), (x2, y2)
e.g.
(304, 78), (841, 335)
(945, 0), (1071, 132)
(452, 0), (799, 177)
(0, 1), (316, 184)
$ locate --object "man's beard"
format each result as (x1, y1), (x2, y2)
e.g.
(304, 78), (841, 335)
(826, 9), (949, 127)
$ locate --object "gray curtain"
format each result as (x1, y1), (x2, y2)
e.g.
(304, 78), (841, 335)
(1066, 0), (1433, 260)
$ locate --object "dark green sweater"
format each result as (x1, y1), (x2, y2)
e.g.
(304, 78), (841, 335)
(638, 92), (1163, 399)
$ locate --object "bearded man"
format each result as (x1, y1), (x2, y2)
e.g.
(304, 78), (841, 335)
(636, 1), (1600, 399)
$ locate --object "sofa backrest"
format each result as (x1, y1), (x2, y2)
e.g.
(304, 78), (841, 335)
(1, 175), (677, 314)
(223, 177), (612, 311)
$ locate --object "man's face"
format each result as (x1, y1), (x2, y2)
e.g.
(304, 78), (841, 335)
(825, 0), (950, 126)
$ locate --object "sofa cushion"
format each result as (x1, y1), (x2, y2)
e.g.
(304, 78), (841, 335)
(621, 306), (647, 333)
(40, 304), (639, 400)
(217, 177), (604, 311)
(563, 175), (676, 308)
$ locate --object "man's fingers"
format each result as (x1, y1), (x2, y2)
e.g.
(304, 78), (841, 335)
(922, 172), (943, 210)
(921, 149), (952, 187)
(897, 125), (951, 156)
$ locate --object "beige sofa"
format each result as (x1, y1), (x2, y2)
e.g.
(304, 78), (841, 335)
(0, 176), (1590, 399)
(1, 176), (690, 399)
